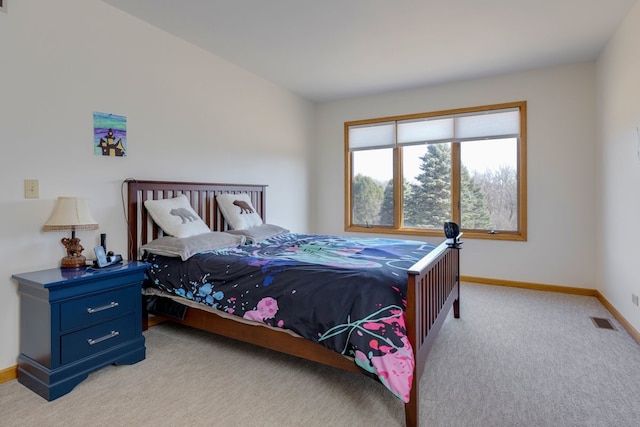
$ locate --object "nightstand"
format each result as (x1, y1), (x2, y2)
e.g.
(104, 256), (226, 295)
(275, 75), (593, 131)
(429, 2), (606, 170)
(12, 261), (150, 401)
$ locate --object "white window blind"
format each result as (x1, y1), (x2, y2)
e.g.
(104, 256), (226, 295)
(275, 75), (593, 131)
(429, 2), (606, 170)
(455, 109), (520, 141)
(397, 117), (454, 145)
(348, 122), (395, 150)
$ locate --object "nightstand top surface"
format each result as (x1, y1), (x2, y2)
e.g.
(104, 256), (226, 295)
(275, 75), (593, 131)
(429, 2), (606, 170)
(12, 261), (150, 288)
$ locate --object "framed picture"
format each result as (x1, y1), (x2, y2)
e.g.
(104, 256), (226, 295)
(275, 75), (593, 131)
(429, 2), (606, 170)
(0, 1), (7, 14)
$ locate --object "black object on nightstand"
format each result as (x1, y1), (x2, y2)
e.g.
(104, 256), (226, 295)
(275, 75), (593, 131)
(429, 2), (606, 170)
(12, 260), (150, 401)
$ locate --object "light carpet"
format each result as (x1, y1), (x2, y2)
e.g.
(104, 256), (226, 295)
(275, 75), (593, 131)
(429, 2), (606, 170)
(1, 282), (639, 427)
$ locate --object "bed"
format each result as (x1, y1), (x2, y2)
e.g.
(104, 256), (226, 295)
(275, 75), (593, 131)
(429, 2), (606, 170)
(126, 179), (460, 427)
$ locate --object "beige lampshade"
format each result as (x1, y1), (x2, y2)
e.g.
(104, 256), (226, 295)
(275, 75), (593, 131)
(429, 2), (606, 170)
(43, 197), (99, 232)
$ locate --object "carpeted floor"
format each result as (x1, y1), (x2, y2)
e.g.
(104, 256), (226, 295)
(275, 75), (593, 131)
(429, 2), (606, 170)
(1, 282), (639, 426)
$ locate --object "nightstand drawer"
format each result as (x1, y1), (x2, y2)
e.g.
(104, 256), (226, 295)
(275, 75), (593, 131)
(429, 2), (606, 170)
(61, 314), (136, 364)
(60, 286), (137, 331)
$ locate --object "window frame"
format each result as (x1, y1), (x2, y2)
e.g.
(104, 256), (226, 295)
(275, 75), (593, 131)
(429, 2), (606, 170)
(344, 101), (527, 241)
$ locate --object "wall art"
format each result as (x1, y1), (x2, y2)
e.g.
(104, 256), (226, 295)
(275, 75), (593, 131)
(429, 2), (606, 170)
(93, 112), (127, 157)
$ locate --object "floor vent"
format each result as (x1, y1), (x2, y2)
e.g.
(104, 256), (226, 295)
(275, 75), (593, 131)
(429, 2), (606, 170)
(591, 317), (617, 331)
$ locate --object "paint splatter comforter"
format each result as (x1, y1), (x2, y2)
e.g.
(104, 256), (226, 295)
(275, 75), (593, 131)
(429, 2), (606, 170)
(143, 233), (436, 402)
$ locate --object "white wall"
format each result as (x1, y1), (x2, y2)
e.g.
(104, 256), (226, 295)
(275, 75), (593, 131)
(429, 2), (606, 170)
(0, 0), (314, 371)
(596, 0), (640, 333)
(313, 63), (598, 289)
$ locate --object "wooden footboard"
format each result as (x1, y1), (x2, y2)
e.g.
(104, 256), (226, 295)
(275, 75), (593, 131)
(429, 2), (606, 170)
(405, 243), (460, 427)
(127, 179), (460, 427)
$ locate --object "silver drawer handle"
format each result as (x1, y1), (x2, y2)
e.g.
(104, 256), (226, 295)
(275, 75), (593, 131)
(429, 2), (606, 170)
(87, 301), (119, 314)
(87, 330), (119, 346)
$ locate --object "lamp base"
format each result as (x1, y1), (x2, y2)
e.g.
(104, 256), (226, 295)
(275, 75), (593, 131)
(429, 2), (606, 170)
(61, 255), (86, 269)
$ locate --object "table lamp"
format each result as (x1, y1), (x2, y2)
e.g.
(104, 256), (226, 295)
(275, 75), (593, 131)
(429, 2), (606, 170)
(43, 197), (99, 268)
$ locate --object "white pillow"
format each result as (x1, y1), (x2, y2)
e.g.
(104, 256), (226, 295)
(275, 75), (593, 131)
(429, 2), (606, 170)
(141, 232), (246, 260)
(216, 193), (263, 230)
(225, 224), (289, 244)
(144, 195), (211, 238)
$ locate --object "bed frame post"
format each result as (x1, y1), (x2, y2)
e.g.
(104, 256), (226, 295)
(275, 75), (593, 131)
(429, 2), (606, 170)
(126, 178), (139, 261)
(454, 246), (460, 319)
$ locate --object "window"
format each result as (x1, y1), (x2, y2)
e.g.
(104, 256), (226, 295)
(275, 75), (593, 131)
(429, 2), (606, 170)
(345, 101), (527, 241)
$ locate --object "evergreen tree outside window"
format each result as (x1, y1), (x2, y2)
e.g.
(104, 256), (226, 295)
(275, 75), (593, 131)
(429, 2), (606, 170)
(345, 101), (527, 241)
(403, 143), (452, 228)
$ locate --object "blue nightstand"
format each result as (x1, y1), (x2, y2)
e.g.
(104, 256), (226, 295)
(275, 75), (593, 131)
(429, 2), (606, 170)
(12, 261), (149, 401)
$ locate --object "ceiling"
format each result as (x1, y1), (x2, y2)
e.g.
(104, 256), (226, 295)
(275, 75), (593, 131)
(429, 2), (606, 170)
(101, 0), (636, 102)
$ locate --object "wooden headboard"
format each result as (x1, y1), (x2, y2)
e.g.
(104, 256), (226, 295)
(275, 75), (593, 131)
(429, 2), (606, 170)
(126, 179), (267, 261)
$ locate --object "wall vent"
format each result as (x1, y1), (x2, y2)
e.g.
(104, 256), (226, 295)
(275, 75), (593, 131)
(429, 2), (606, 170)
(590, 317), (617, 331)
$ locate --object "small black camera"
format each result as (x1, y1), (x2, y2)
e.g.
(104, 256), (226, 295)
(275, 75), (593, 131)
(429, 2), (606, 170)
(443, 222), (462, 248)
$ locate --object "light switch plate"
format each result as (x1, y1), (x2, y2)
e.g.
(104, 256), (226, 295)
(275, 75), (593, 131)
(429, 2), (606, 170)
(24, 179), (39, 199)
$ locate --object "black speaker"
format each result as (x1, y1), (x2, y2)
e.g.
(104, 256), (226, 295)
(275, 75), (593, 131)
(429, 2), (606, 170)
(100, 233), (107, 252)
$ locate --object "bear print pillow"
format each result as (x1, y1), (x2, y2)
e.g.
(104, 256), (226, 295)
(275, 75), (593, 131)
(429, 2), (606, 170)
(144, 194), (211, 238)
